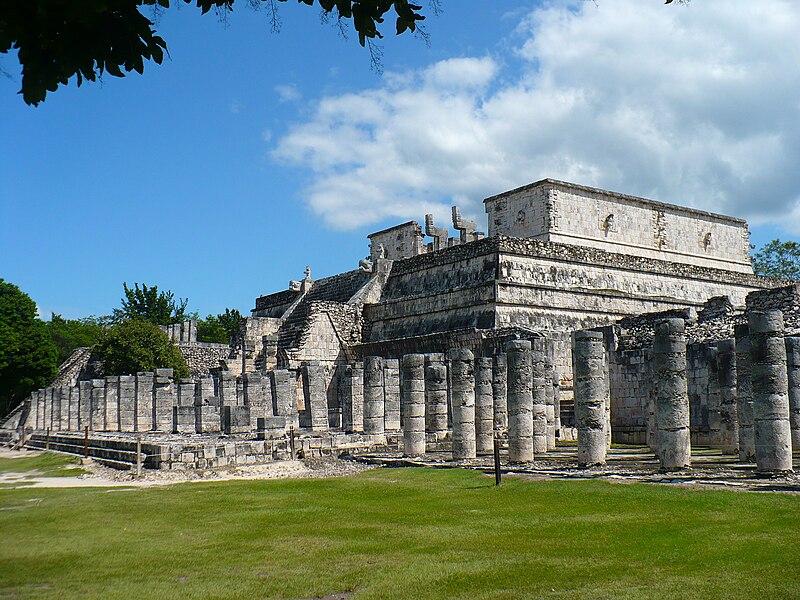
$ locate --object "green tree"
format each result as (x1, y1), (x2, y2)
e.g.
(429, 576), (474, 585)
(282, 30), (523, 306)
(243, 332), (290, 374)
(45, 314), (106, 364)
(752, 239), (800, 280)
(1, 0), (431, 106)
(197, 308), (243, 344)
(94, 319), (190, 377)
(112, 282), (188, 326)
(0, 280), (59, 417)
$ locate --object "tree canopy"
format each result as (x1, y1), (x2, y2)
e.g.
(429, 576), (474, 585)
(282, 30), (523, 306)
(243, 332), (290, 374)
(197, 308), (243, 344)
(112, 282), (189, 326)
(1, 0), (430, 106)
(94, 319), (190, 377)
(0, 280), (58, 417)
(752, 239), (800, 281)
(45, 314), (107, 364)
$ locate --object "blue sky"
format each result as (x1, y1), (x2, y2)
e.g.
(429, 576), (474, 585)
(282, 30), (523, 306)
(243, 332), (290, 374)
(1, 0), (798, 320)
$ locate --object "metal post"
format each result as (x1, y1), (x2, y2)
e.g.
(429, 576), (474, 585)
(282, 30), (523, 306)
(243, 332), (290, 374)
(136, 436), (142, 479)
(45, 427), (50, 450)
(289, 426), (296, 460)
(84, 426), (89, 458)
(493, 438), (501, 486)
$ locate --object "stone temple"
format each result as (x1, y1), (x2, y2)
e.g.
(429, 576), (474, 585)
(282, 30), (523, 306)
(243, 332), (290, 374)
(4, 178), (799, 474)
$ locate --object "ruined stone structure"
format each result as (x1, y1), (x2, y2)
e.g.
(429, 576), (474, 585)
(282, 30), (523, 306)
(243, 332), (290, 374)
(5, 179), (797, 474)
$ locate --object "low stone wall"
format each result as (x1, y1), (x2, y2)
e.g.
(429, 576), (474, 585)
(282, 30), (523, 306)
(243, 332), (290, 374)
(178, 342), (231, 376)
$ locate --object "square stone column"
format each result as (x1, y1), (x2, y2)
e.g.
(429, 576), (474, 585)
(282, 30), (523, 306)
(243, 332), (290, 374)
(118, 376), (136, 432)
(90, 379), (106, 431)
(302, 362), (329, 431)
(341, 362), (364, 433)
(153, 368), (176, 432)
(134, 372), (154, 432)
(104, 377), (119, 432)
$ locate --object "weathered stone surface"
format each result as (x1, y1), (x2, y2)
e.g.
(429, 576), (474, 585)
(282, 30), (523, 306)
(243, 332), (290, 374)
(79, 380), (92, 431)
(506, 340), (533, 463)
(341, 362), (364, 433)
(363, 356), (385, 435)
(401, 354), (426, 456)
(173, 406), (196, 434)
(134, 372), (153, 432)
(118, 376), (135, 432)
(195, 404), (221, 433)
(573, 330), (607, 467)
(383, 359), (401, 432)
(786, 337), (800, 451)
(425, 357), (448, 437)
(532, 337), (548, 455)
(544, 351), (556, 450)
(716, 339), (738, 455)
(270, 369), (297, 428)
(152, 372), (175, 433)
(222, 405), (251, 435)
(103, 378), (119, 432)
(302, 362), (328, 432)
(492, 353), (508, 436)
(749, 310), (792, 473)
(734, 324), (755, 462)
(653, 318), (691, 471)
(474, 357), (494, 454)
(448, 348), (476, 460)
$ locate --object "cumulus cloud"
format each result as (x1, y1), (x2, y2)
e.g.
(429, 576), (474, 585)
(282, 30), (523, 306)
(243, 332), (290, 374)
(275, 84), (302, 103)
(273, 0), (800, 234)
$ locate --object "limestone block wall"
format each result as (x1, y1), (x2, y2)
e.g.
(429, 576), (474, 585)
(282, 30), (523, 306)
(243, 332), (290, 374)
(178, 343), (230, 376)
(367, 221), (426, 261)
(609, 349), (652, 445)
(484, 179), (752, 273)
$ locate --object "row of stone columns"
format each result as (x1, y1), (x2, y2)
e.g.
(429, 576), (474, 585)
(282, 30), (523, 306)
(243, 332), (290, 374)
(632, 312), (797, 474)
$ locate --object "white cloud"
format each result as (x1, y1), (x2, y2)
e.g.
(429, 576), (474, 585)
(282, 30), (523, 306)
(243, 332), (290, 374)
(273, 0), (800, 235)
(261, 129), (272, 143)
(275, 84), (302, 103)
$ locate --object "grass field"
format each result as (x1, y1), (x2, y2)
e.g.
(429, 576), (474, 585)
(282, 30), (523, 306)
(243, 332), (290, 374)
(0, 459), (799, 599)
(0, 452), (87, 478)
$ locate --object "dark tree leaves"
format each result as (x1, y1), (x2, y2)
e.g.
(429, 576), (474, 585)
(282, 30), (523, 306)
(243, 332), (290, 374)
(1, 0), (428, 105)
(113, 282), (189, 326)
(94, 319), (190, 377)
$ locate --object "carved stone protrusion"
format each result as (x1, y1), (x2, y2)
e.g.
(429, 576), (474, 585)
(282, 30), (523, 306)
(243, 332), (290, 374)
(451, 206), (483, 243)
(358, 257), (373, 273)
(289, 280), (301, 291)
(424, 214), (449, 251)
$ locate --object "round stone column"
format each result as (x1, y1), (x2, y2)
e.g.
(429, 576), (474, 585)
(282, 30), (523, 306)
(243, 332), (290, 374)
(506, 340), (533, 463)
(425, 356), (449, 439)
(363, 356), (385, 435)
(653, 318), (691, 471)
(492, 353), (508, 436)
(572, 330), (607, 467)
(448, 348), (476, 460)
(532, 337), (548, 455)
(734, 324), (755, 462)
(717, 339), (739, 455)
(544, 351), (556, 450)
(786, 337), (800, 451)
(474, 357), (494, 455)
(749, 310), (792, 473)
(401, 354), (426, 456)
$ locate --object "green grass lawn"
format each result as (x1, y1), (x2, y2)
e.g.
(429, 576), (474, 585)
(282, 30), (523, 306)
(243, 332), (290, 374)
(0, 466), (798, 599)
(0, 452), (86, 478)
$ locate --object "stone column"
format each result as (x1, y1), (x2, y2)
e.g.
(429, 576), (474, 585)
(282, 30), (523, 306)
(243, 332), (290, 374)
(492, 353), (508, 436)
(218, 372), (238, 406)
(716, 339), (738, 455)
(425, 355), (448, 439)
(30, 390), (39, 431)
(749, 310), (793, 473)
(573, 330), (607, 467)
(532, 337), (548, 455)
(153, 369), (175, 432)
(544, 352), (556, 450)
(448, 348), (476, 460)
(474, 357), (494, 455)
(242, 372), (268, 427)
(653, 318), (691, 471)
(90, 379), (105, 431)
(196, 377), (215, 406)
(104, 377), (119, 432)
(270, 369), (299, 428)
(118, 375), (136, 432)
(401, 354), (426, 456)
(786, 337), (800, 451)
(363, 356), (385, 435)
(79, 380), (92, 431)
(52, 387), (62, 431)
(734, 324), (755, 462)
(553, 371), (562, 440)
(341, 362), (364, 433)
(134, 372), (153, 432)
(302, 362), (329, 431)
(43, 388), (52, 431)
(383, 359), (401, 432)
(68, 386), (79, 431)
(506, 340), (533, 463)
(177, 378), (197, 407)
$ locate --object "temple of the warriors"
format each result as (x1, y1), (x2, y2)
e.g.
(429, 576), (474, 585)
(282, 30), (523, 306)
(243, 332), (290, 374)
(3, 179), (799, 474)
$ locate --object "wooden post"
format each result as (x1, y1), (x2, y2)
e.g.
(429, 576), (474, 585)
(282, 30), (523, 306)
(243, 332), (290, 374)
(83, 426), (89, 458)
(289, 426), (296, 460)
(136, 436), (142, 479)
(493, 438), (501, 486)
